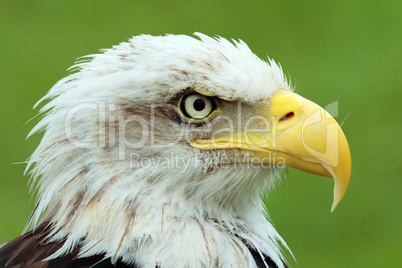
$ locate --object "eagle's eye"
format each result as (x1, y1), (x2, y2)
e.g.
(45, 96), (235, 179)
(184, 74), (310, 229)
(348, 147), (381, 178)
(180, 93), (216, 120)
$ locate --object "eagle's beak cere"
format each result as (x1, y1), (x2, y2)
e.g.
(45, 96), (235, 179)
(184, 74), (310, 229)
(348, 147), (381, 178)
(190, 90), (351, 212)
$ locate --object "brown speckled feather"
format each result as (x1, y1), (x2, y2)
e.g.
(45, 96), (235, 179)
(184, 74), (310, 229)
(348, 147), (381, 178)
(0, 221), (286, 267)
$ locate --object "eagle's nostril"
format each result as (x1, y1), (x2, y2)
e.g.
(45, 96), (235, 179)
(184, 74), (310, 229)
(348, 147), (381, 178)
(279, 112), (294, 122)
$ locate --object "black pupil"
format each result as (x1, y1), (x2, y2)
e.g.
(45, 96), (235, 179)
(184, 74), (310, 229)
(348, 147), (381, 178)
(193, 98), (206, 111)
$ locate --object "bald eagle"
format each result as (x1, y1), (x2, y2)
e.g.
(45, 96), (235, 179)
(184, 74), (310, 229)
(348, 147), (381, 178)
(0, 33), (351, 268)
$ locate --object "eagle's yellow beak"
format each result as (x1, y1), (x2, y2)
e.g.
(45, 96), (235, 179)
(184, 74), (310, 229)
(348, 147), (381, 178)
(190, 90), (351, 212)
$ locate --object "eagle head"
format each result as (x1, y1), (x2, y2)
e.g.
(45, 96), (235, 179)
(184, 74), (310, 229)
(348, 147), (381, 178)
(24, 33), (351, 267)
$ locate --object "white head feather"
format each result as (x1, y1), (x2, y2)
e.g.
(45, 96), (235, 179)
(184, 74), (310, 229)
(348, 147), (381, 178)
(26, 33), (291, 267)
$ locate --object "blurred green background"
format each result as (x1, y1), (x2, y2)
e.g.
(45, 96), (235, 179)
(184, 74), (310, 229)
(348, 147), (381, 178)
(1, 0), (401, 267)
